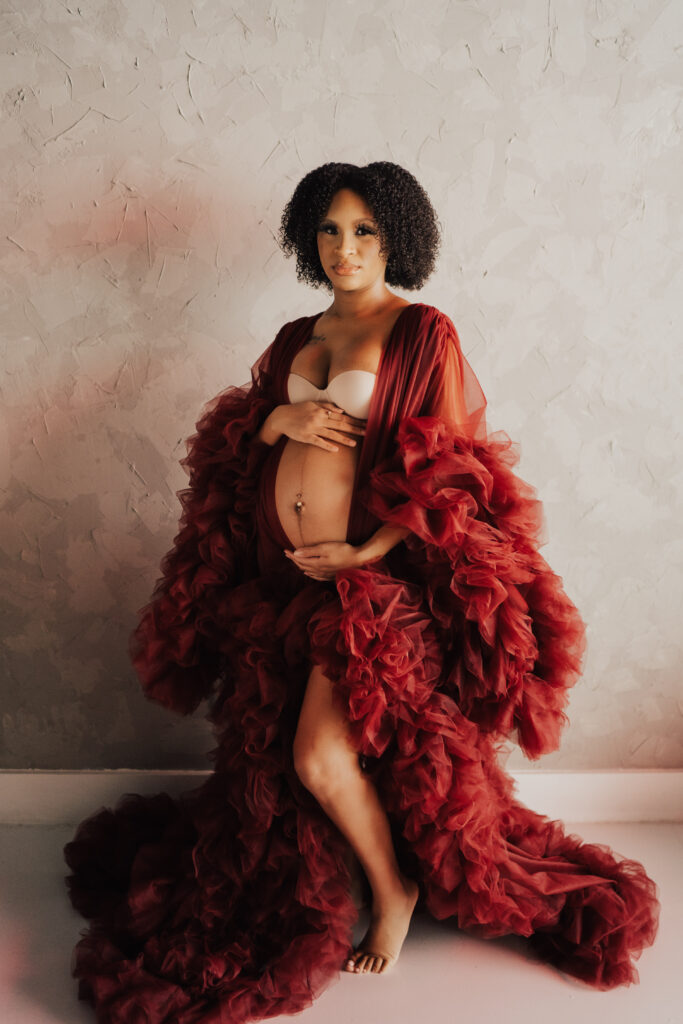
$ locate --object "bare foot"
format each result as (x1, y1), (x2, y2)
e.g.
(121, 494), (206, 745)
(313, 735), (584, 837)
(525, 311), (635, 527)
(344, 875), (419, 974)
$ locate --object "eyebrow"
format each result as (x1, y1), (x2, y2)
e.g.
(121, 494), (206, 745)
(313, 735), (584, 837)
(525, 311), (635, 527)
(319, 216), (377, 224)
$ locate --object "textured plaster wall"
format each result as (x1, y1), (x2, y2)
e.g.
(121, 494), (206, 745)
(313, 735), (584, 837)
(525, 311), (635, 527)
(0, 0), (681, 771)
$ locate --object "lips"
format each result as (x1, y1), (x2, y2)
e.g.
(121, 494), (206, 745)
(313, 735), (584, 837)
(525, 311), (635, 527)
(334, 264), (360, 273)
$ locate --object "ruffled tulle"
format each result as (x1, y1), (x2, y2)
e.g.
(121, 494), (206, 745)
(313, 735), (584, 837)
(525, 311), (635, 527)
(66, 564), (659, 1021)
(366, 416), (588, 759)
(64, 308), (660, 1021)
(127, 381), (277, 717)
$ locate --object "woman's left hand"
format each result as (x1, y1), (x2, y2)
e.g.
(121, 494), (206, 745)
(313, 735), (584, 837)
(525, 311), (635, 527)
(284, 541), (363, 580)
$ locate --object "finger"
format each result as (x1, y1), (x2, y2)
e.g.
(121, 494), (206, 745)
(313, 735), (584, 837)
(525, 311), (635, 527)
(328, 420), (365, 434)
(286, 552), (321, 565)
(318, 415), (359, 445)
(320, 425), (360, 444)
(328, 431), (358, 447)
(318, 404), (343, 419)
(317, 407), (365, 436)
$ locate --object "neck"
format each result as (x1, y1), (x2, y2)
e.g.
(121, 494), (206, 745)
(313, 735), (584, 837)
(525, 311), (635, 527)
(326, 281), (395, 321)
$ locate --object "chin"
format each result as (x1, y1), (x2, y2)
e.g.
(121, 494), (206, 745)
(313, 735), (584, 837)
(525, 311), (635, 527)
(327, 276), (361, 289)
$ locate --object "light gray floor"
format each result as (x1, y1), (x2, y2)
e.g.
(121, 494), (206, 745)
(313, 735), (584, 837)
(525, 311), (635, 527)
(0, 822), (680, 1024)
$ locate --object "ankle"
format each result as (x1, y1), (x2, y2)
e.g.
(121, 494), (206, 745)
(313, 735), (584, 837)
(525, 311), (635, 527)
(370, 872), (418, 911)
(399, 870), (418, 891)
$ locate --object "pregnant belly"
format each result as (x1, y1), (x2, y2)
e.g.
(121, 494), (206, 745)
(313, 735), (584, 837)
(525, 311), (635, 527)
(274, 437), (360, 549)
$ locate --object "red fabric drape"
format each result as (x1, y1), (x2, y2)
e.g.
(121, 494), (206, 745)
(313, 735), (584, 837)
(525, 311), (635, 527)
(64, 303), (660, 1024)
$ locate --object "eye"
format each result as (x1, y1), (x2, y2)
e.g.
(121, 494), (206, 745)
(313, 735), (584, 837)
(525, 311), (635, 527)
(317, 224), (377, 235)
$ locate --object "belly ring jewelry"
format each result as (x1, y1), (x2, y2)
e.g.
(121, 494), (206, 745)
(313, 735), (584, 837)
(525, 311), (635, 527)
(294, 457), (306, 545)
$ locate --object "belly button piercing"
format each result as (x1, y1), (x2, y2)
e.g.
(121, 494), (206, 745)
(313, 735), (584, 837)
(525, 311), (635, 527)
(294, 457), (306, 546)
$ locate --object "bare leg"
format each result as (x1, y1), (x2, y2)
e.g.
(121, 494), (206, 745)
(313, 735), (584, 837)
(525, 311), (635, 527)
(293, 662), (419, 974)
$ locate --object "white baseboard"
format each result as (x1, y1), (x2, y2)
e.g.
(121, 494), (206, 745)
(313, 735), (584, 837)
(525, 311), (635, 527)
(0, 769), (681, 827)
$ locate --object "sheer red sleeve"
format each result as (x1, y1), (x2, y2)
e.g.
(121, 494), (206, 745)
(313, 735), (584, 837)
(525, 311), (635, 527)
(127, 326), (284, 716)
(365, 311), (587, 759)
(424, 312), (489, 441)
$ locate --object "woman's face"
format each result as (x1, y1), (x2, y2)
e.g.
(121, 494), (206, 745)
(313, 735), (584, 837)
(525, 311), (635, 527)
(316, 188), (387, 291)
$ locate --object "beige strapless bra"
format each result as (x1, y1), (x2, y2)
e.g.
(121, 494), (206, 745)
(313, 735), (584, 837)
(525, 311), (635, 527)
(287, 370), (377, 420)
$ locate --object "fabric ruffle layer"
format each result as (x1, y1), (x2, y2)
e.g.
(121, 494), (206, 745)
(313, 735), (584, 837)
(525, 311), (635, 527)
(304, 567), (659, 991)
(64, 372), (659, 1021)
(127, 382), (277, 717)
(366, 415), (589, 759)
(66, 566), (659, 1023)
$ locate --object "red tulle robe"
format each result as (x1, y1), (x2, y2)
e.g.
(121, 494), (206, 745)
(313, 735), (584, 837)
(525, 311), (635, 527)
(63, 303), (660, 1021)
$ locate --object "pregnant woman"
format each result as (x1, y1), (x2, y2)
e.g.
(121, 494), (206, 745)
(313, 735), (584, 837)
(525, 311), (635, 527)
(63, 162), (660, 1023)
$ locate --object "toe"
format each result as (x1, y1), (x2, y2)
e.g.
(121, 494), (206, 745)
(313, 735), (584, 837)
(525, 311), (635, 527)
(355, 954), (369, 972)
(371, 957), (383, 972)
(363, 956), (376, 973)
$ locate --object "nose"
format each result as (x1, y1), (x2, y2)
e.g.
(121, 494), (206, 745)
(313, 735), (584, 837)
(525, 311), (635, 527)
(334, 231), (357, 257)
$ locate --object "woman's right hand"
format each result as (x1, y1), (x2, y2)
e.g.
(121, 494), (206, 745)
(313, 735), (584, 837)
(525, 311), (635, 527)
(274, 401), (366, 452)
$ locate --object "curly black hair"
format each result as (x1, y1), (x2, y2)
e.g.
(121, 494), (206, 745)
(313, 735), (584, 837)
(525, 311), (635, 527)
(277, 161), (441, 291)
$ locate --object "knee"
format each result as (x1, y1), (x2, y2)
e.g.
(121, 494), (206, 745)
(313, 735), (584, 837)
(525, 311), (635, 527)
(293, 737), (357, 795)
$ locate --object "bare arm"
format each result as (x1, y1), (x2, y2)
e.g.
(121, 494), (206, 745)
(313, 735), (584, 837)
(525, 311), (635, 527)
(354, 523), (412, 565)
(254, 408), (283, 445)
